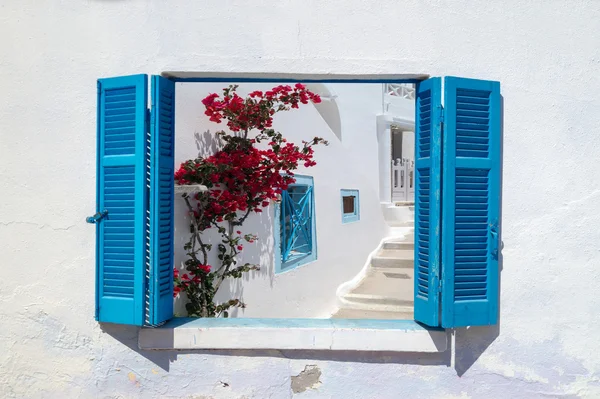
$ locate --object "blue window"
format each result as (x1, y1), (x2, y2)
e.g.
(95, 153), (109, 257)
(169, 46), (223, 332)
(341, 189), (359, 223)
(90, 74), (501, 331)
(275, 175), (317, 273)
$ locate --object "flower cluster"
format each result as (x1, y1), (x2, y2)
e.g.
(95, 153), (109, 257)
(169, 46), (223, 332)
(173, 263), (211, 297)
(202, 83), (321, 132)
(174, 141), (324, 224)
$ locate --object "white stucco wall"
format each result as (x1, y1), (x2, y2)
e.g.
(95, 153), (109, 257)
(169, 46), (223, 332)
(2, 1), (600, 398)
(173, 82), (388, 317)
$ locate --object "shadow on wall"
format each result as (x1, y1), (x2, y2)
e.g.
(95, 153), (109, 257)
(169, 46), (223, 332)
(172, 191), (276, 318)
(98, 322), (452, 373)
(211, 208), (277, 317)
(454, 94), (505, 377)
(195, 129), (223, 158)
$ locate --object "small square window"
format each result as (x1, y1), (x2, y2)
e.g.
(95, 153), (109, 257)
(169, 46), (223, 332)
(341, 189), (359, 223)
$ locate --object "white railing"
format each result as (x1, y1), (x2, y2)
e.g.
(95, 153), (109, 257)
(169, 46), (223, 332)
(384, 83), (416, 100)
(392, 158), (415, 202)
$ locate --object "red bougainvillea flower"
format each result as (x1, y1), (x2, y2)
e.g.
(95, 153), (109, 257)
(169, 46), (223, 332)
(199, 264), (211, 274)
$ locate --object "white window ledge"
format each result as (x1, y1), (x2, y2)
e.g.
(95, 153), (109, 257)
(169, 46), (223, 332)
(174, 184), (208, 195)
(138, 318), (447, 353)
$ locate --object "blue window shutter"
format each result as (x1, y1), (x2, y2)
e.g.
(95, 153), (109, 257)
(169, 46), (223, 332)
(441, 77), (501, 328)
(413, 77), (443, 327)
(95, 75), (148, 325)
(276, 175), (317, 272)
(148, 76), (175, 325)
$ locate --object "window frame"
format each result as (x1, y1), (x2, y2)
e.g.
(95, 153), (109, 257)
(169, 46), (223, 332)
(274, 174), (318, 274)
(340, 189), (360, 223)
(90, 72), (501, 353)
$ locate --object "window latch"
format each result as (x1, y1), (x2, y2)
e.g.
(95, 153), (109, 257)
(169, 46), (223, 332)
(489, 220), (499, 259)
(86, 210), (108, 224)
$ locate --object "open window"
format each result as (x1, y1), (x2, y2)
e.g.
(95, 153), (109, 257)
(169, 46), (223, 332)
(89, 74), (501, 331)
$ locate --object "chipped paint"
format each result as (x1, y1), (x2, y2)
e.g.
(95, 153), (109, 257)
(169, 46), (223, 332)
(291, 365), (322, 393)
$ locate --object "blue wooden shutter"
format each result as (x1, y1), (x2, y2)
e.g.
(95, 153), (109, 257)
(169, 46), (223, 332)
(441, 77), (501, 328)
(413, 78), (443, 327)
(281, 183), (314, 262)
(148, 76), (175, 325)
(95, 75), (148, 325)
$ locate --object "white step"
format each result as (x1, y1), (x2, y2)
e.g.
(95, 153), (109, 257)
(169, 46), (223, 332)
(367, 266), (413, 280)
(371, 249), (414, 269)
(343, 292), (413, 307)
(351, 274), (413, 302)
(383, 240), (414, 250)
(387, 220), (414, 228)
(388, 226), (414, 237)
(338, 293), (414, 312)
(331, 307), (413, 320)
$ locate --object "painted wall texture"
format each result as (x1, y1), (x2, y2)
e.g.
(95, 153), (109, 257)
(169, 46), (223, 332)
(1, 1), (600, 398)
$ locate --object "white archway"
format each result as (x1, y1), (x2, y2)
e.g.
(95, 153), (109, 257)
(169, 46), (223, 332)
(305, 83), (342, 141)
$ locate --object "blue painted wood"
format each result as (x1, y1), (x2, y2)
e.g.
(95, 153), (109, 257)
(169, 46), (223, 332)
(96, 74), (148, 326)
(282, 184), (313, 261)
(413, 77), (442, 327)
(341, 189), (360, 224)
(441, 77), (501, 328)
(165, 77), (424, 84)
(275, 175), (317, 273)
(149, 76), (176, 325)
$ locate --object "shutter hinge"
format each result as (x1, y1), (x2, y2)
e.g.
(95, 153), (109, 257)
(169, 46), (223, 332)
(438, 281), (442, 293)
(438, 106), (444, 127)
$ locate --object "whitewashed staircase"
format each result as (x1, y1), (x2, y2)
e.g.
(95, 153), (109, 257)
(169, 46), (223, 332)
(332, 204), (415, 319)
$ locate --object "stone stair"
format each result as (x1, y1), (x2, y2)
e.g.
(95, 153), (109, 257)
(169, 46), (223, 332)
(331, 233), (414, 320)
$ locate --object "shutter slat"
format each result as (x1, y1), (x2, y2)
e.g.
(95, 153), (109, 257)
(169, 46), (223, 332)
(96, 74), (148, 326)
(441, 77), (501, 328)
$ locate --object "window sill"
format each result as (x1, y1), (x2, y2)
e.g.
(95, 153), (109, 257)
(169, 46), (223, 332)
(174, 184), (208, 195)
(138, 318), (447, 352)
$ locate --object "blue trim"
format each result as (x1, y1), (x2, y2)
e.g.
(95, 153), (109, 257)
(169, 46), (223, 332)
(95, 81), (101, 321)
(159, 317), (444, 331)
(413, 77), (442, 328)
(341, 189), (360, 224)
(95, 74), (148, 326)
(149, 75), (176, 325)
(165, 77), (424, 84)
(274, 175), (317, 273)
(441, 77), (501, 328)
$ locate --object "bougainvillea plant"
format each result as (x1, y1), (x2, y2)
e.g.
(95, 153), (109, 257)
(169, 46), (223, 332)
(174, 83), (328, 317)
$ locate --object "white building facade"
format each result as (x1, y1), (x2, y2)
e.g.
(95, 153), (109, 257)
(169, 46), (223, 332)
(1, 1), (600, 397)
